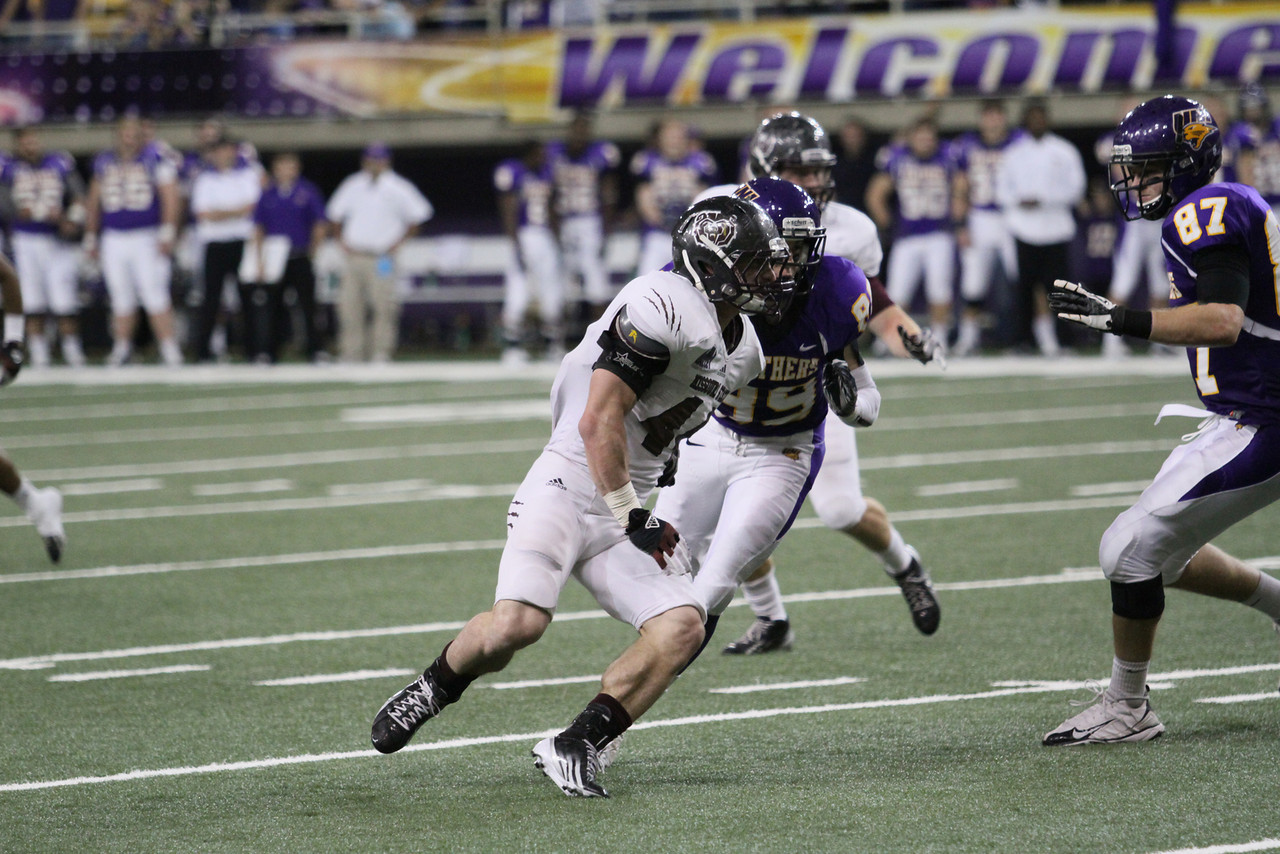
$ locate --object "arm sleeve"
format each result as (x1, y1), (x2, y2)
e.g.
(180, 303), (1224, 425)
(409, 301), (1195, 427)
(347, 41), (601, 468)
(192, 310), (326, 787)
(592, 303), (672, 395)
(1193, 244), (1251, 309)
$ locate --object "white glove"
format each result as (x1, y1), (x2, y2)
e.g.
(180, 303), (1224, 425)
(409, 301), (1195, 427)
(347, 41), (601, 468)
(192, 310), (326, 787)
(663, 538), (694, 578)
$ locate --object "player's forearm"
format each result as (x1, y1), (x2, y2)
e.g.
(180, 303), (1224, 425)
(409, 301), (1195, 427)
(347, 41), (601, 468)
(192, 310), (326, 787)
(870, 306), (916, 358)
(580, 408), (632, 496)
(1150, 302), (1243, 348)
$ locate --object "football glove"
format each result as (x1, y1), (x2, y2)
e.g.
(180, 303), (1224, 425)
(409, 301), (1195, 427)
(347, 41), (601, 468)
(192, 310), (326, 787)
(625, 508), (681, 571)
(0, 340), (23, 387)
(1049, 280), (1124, 334)
(898, 326), (947, 368)
(823, 359), (879, 427)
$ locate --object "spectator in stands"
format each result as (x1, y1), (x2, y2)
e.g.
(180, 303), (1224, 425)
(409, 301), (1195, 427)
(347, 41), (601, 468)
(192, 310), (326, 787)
(546, 110), (620, 318)
(630, 117), (717, 275)
(84, 115), (184, 366)
(325, 142), (432, 363)
(249, 151), (328, 363)
(190, 135), (262, 362)
(0, 0), (87, 47)
(495, 139), (563, 366)
(832, 116), (875, 211)
(995, 99), (1086, 356)
(0, 125), (87, 367)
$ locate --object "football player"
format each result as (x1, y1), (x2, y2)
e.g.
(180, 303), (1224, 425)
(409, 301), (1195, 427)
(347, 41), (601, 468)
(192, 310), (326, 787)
(630, 118), (718, 275)
(1224, 84), (1280, 209)
(867, 117), (963, 346)
(495, 140), (565, 365)
(0, 253), (67, 563)
(547, 111), (621, 316)
(1044, 95), (1280, 745)
(370, 195), (783, 797)
(950, 100), (1022, 356)
(653, 176), (879, 659)
(0, 126), (87, 368)
(83, 115), (183, 367)
(697, 112), (942, 653)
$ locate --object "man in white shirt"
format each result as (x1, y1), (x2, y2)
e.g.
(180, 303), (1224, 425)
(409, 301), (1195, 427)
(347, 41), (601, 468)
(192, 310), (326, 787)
(189, 136), (262, 362)
(325, 142), (433, 363)
(996, 100), (1086, 356)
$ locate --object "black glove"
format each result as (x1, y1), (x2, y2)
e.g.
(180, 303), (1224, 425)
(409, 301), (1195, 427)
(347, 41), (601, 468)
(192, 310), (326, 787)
(626, 508), (680, 569)
(1048, 279), (1151, 338)
(897, 326), (947, 367)
(0, 341), (23, 387)
(822, 358), (858, 419)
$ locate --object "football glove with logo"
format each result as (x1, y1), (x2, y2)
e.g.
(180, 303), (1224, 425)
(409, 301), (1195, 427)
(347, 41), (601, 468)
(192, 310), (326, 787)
(823, 358), (880, 427)
(625, 508), (682, 572)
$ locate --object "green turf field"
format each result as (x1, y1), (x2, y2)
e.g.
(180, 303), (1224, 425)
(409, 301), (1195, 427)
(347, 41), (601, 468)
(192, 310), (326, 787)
(1, 359), (1277, 854)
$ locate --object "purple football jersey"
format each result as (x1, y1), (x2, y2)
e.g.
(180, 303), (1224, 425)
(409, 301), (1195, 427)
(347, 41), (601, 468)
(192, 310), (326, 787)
(253, 177), (326, 253)
(876, 144), (955, 237)
(546, 139), (620, 218)
(950, 129), (1024, 212)
(715, 255), (872, 438)
(1, 151), (76, 235)
(1163, 182), (1280, 423)
(630, 148), (718, 232)
(1220, 121), (1258, 187)
(493, 158), (553, 229)
(1072, 210), (1120, 290)
(93, 146), (176, 231)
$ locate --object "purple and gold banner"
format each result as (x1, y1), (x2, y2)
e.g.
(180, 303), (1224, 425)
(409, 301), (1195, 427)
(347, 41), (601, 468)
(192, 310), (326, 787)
(0, 6), (1275, 125)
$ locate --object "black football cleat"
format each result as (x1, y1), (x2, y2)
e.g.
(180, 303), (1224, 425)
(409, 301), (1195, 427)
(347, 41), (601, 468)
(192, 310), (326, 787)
(722, 617), (794, 655)
(893, 550), (940, 636)
(371, 669), (454, 754)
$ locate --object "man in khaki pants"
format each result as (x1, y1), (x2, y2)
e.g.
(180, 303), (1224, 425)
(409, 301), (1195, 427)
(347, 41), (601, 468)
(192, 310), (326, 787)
(326, 142), (432, 362)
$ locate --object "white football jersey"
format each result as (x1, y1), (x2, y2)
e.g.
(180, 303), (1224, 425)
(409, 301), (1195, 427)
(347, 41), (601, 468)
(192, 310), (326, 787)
(695, 184), (882, 278)
(546, 269), (765, 500)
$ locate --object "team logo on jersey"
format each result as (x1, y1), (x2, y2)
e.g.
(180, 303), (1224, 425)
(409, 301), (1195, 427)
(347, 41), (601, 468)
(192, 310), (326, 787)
(686, 210), (737, 250)
(1172, 108), (1213, 151)
(1168, 272), (1182, 300)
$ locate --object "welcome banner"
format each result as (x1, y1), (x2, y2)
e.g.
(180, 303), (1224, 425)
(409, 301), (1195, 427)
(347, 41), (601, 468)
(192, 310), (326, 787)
(0, 6), (1275, 124)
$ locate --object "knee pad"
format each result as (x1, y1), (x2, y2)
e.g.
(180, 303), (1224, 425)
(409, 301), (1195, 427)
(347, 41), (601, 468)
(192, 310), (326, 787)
(1110, 577), (1165, 620)
(812, 491), (868, 531)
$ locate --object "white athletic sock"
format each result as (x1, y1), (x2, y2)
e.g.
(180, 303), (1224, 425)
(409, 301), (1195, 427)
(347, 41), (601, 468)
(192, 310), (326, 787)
(955, 318), (979, 352)
(27, 333), (50, 368)
(876, 527), (913, 577)
(159, 339), (183, 367)
(1105, 657), (1149, 707)
(61, 335), (85, 367)
(1033, 315), (1060, 357)
(1243, 571), (1280, 622)
(742, 571), (788, 622)
(10, 477), (34, 511)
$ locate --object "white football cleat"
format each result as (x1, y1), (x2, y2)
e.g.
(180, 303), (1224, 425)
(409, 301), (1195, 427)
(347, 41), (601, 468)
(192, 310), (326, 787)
(26, 486), (66, 564)
(1043, 685), (1164, 746)
(596, 732), (624, 771)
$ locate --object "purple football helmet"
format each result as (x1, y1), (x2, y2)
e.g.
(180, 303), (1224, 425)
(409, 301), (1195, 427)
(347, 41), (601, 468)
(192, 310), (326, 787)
(732, 176), (826, 297)
(1110, 95), (1222, 221)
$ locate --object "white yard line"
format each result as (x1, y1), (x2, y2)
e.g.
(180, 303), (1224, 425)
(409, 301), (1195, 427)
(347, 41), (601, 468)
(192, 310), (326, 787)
(47, 665), (211, 683)
(341, 400), (549, 424)
(191, 480), (295, 497)
(709, 677), (866, 694)
(489, 675), (604, 690)
(0, 683), (1082, 793)
(57, 479), (165, 497)
(254, 669), (414, 687)
(0, 539), (509, 585)
(1070, 480), (1153, 497)
(25, 438), (546, 481)
(915, 478), (1018, 497)
(0, 484), (521, 528)
(0, 569), (1101, 671)
(1194, 693), (1279, 705)
(1148, 840), (1280, 854)
(0, 418), (414, 451)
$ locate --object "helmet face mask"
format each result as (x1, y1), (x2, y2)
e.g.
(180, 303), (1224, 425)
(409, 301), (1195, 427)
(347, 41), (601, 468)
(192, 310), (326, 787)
(672, 196), (795, 320)
(749, 113), (838, 208)
(1109, 95), (1222, 222)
